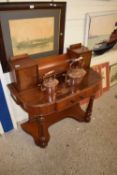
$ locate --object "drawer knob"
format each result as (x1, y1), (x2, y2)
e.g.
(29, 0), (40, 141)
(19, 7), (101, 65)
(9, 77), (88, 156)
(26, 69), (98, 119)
(79, 96), (84, 99)
(70, 100), (75, 103)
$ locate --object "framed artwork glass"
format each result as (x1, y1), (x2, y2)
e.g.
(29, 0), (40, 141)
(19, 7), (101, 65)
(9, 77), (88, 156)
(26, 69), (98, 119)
(84, 10), (117, 57)
(0, 2), (66, 72)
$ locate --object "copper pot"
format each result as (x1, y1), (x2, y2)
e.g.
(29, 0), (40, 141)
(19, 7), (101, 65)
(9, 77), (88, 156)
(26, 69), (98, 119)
(67, 58), (86, 93)
(42, 70), (59, 102)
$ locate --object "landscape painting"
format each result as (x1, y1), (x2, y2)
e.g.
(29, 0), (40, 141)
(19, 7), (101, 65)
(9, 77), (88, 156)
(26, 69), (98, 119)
(0, 2), (66, 72)
(9, 17), (54, 56)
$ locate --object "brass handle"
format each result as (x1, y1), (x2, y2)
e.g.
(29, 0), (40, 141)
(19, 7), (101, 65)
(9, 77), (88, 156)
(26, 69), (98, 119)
(70, 57), (83, 68)
(79, 96), (84, 99)
(43, 70), (55, 80)
(70, 100), (75, 103)
(69, 56), (84, 70)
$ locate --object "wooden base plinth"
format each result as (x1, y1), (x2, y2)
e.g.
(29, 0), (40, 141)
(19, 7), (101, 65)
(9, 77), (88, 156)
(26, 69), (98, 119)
(21, 96), (94, 148)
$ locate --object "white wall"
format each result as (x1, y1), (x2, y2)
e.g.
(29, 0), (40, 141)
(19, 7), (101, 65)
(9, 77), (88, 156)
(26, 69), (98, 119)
(2, 0), (117, 122)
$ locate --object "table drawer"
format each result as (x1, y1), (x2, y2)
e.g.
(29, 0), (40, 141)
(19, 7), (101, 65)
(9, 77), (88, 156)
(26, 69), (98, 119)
(55, 84), (98, 112)
(55, 95), (78, 112)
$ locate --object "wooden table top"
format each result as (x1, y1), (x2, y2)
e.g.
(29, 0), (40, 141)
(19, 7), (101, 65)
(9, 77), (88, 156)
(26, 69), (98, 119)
(8, 68), (101, 116)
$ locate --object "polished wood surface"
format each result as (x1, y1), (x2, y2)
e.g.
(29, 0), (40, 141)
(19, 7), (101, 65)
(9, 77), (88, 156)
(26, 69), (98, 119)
(8, 43), (101, 148)
(8, 68), (100, 148)
(9, 54), (39, 91)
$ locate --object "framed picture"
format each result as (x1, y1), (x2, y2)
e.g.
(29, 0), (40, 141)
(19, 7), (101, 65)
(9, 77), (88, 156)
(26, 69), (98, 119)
(100, 62), (110, 92)
(110, 63), (117, 86)
(92, 64), (102, 97)
(84, 10), (117, 57)
(0, 2), (66, 72)
(79, 62), (110, 106)
(92, 62), (109, 95)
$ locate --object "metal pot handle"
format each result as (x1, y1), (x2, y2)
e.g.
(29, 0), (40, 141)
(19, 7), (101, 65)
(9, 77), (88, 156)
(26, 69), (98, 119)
(43, 70), (56, 80)
(70, 57), (83, 69)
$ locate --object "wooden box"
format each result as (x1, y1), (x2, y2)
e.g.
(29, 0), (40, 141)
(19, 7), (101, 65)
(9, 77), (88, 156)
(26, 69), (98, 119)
(67, 43), (92, 69)
(9, 54), (38, 91)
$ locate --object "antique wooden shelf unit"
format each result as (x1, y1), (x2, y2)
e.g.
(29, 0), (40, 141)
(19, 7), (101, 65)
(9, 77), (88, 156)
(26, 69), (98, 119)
(8, 43), (101, 148)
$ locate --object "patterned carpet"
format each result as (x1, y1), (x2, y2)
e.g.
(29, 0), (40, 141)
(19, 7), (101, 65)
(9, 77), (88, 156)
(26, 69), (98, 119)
(0, 85), (117, 175)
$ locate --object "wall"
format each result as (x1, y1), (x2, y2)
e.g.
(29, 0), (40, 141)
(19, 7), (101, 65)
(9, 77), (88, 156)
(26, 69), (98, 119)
(1, 0), (117, 122)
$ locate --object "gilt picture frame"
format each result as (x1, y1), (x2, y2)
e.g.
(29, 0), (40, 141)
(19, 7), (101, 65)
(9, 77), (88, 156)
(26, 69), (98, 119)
(100, 62), (110, 92)
(110, 63), (117, 87)
(0, 2), (66, 72)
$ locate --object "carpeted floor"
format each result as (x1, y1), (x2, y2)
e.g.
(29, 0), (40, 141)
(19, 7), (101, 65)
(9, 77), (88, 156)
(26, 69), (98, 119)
(0, 85), (117, 175)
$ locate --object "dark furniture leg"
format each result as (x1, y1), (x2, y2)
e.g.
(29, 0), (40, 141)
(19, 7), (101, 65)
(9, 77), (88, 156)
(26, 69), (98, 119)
(36, 117), (50, 148)
(21, 116), (50, 148)
(85, 95), (95, 122)
(21, 95), (96, 148)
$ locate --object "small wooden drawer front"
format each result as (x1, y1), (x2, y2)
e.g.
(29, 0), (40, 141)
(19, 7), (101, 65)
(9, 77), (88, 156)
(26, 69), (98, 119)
(55, 95), (78, 112)
(55, 85), (98, 112)
(26, 103), (55, 117)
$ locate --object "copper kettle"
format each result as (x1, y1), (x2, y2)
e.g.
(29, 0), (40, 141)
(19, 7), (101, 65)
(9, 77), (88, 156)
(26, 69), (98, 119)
(67, 57), (86, 92)
(42, 70), (59, 102)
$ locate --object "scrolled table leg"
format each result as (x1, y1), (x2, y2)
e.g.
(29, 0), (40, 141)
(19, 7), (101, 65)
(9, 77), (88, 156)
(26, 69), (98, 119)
(36, 116), (50, 148)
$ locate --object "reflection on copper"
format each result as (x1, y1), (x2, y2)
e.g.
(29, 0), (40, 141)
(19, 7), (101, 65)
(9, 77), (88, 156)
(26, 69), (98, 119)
(43, 71), (59, 102)
(67, 57), (86, 93)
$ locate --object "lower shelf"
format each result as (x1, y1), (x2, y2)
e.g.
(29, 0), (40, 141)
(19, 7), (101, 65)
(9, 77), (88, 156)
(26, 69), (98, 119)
(21, 96), (94, 148)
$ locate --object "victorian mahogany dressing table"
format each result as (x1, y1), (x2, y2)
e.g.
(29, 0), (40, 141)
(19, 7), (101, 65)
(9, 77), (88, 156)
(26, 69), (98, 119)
(8, 43), (101, 148)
